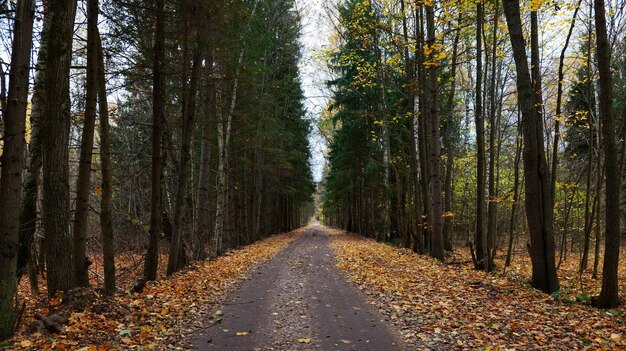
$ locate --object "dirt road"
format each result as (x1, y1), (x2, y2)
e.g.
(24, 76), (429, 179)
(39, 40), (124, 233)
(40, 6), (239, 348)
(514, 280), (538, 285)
(191, 226), (405, 350)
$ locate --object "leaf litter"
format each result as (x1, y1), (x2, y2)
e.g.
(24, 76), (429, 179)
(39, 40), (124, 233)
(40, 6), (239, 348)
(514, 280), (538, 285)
(330, 231), (626, 350)
(6, 228), (305, 350)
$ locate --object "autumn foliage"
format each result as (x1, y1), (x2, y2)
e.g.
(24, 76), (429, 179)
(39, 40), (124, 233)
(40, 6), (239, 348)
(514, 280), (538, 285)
(4, 230), (303, 350)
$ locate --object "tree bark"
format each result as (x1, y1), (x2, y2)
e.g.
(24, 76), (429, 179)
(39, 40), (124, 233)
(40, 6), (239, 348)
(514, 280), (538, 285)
(416, 7), (430, 252)
(503, 0), (559, 293)
(145, 0), (165, 282)
(0, 60), (6, 115)
(579, 12), (596, 272)
(580, 119), (595, 273)
(594, 0), (621, 308)
(505, 113), (522, 267)
(377, 32), (392, 242)
(41, 0), (79, 297)
(474, 0), (486, 269)
(17, 4), (50, 279)
(97, 32), (115, 293)
(592, 151), (603, 279)
(194, 52), (214, 260)
(213, 70), (227, 255)
(442, 14), (461, 252)
(486, 0), (500, 272)
(0, 0), (35, 339)
(425, 2), (444, 260)
(73, 0), (100, 287)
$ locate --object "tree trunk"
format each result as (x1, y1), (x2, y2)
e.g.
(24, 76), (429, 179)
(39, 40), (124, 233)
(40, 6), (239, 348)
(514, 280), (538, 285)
(378, 38), (391, 242)
(17, 4), (50, 279)
(530, 10), (543, 132)
(505, 113), (522, 267)
(27, 248), (39, 295)
(474, 0), (486, 269)
(97, 32), (115, 293)
(405, 47), (423, 252)
(442, 14), (461, 252)
(0, 0), (35, 339)
(213, 72), (227, 255)
(399, 0), (420, 251)
(0, 59), (5, 115)
(41, 0), (79, 297)
(145, 0), (165, 282)
(425, 2), (444, 260)
(592, 153), (603, 280)
(579, 14), (596, 273)
(594, 0), (621, 308)
(558, 179), (578, 268)
(486, 0), (500, 272)
(167, 15), (202, 275)
(416, 7), (430, 252)
(73, 0), (100, 287)
(194, 53), (213, 260)
(503, 0), (559, 293)
(580, 123), (595, 273)
(617, 84), (626, 185)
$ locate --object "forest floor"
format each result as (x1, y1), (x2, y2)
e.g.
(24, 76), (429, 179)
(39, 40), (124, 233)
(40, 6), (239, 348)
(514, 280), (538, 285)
(4, 225), (626, 350)
(331, 230), (626, 350)
(4, 228), (305, 350)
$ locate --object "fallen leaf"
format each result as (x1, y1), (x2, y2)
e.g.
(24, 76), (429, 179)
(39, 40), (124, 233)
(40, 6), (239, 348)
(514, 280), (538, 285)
(20, 340), (32, 348)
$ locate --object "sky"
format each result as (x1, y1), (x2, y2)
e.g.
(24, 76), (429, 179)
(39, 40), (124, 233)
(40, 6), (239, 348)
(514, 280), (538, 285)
(296, 0), (333, 183)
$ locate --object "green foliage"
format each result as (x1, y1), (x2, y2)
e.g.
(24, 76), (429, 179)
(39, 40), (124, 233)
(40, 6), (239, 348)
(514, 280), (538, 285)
(322, 0), (415, 241)
(564, 62), (597, 160)
(105, 0), (314, 248)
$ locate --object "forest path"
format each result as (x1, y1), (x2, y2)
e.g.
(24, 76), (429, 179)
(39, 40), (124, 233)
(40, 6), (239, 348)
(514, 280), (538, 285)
(190, 225), (405, 350)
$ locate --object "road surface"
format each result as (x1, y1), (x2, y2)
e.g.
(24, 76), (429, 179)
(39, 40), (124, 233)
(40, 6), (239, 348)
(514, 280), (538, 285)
(191, 226), (405, 350)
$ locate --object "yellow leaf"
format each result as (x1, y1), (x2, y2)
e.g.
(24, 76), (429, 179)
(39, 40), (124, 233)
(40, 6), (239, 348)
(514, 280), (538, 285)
(140, 325), (153, 342)
(529, 0), (544, 11)
(20, 340), (32, 348)
(236, 331), (249, 336)
(297, 338), (311, 343)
